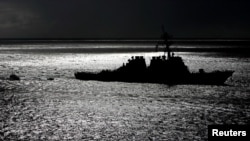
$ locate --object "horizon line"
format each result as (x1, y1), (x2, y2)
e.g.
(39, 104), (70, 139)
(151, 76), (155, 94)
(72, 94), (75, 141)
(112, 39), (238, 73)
(1, 38), (250, 42)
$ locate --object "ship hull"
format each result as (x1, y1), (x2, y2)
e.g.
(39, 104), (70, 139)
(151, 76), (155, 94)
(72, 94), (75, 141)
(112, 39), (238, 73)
(75, 70), (234, 85)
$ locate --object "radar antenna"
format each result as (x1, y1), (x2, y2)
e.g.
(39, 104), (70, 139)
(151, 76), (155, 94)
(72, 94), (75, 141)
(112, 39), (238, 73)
(161, 25), (172, 59)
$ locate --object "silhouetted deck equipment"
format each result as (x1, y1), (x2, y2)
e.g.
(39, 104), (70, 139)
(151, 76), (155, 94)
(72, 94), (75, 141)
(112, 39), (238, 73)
(75, 55), (233, 85)
(75, 29), (234, 85)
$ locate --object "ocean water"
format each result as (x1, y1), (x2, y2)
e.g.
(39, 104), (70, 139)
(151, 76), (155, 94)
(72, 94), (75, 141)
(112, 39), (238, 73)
(1, 43), (250, 140)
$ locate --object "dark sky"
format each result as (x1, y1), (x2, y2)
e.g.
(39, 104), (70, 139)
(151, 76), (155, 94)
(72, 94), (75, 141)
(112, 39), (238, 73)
(0, 0), (250, 38)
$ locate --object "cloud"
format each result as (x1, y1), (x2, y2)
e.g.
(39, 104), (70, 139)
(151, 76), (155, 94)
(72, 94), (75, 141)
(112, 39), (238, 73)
(0, 0), (249, 38)
(0, 2), (40, 29)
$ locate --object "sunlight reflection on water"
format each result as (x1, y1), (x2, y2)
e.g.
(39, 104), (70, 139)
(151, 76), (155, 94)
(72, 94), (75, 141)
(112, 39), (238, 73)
(1, 50), (249, 86)
(1, 44), (250, 140)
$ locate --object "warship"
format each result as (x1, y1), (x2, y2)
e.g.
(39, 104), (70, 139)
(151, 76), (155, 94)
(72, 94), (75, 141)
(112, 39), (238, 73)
(75, 29), (234, 85)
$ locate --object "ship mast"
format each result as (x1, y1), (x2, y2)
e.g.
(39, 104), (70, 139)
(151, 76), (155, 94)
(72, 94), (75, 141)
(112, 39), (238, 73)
(161, 26), (172, 59)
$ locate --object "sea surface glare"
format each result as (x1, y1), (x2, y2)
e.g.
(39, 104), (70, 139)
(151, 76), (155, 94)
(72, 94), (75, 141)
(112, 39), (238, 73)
(0, 43), (250, 140)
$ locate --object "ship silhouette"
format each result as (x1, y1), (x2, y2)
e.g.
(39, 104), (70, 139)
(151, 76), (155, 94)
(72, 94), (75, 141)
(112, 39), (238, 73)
(75, 28), (234, 85)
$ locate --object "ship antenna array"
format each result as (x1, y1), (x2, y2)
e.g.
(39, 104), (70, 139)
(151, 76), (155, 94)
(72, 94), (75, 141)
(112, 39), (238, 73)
(156, 25), (172, 59)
